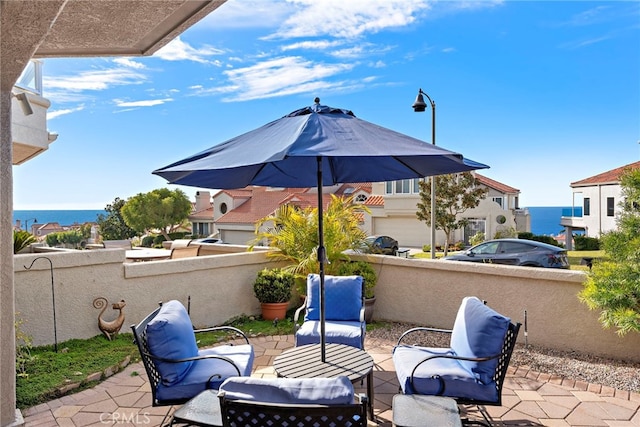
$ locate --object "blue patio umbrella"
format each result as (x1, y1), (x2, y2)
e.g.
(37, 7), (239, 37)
(153, 98), (489, 361)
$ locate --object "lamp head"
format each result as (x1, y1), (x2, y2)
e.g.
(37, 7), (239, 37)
(412, 90), (427, 112)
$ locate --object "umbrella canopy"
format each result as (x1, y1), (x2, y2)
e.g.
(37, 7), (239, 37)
(154, 99), (489, 361)
(153, 102), (487, 189)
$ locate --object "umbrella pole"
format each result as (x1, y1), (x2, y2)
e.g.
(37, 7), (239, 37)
(317, 156), (326, 362)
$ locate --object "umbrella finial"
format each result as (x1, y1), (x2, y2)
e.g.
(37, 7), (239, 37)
(314, 97), (320, 104)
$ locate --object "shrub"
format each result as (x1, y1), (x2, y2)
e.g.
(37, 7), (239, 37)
(337, 261), (378, 298)
(141, 235), (155, 247)
(253, 268), (294, 303)
(574, 234), (601, 250)
(494, 227), (517, 239)
(469, 232), (485, 246)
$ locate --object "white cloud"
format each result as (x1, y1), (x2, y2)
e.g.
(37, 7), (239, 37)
(280, 40), (343, 51)
(47, 105), (85, 120)
(153, 37), (225, 63)
(267, 0), (431, 40)
(44, 67), (146, 93)
(114, 98), (173, 108)
(195, 56), (355, 101)
(112, 58), (146, 69)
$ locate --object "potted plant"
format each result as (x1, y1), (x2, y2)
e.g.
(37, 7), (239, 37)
(253, 268), (294, 321)
(337, 260), (378, 323)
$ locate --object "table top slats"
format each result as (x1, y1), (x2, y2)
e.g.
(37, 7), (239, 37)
(273, 343), (373, 383)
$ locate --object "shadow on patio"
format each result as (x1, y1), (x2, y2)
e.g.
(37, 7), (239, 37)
(22, 334), (640, 426)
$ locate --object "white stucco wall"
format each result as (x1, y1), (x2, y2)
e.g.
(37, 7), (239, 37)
(13, 249), (640, 363)
(577, 183), (622, 237)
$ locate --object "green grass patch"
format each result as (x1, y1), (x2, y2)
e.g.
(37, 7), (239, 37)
(15, 313), (306, 409)
(16, 333), (140, 409)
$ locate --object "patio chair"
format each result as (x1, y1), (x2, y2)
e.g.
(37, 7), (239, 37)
(393, 296), (520, 424)
(130, 300), (254, 407)
(169, 245), (200, 259)
(294, 274), (365, 349)
(218, 376), (368, 427)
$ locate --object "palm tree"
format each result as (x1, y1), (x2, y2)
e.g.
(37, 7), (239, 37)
(251, 195), (369, 281)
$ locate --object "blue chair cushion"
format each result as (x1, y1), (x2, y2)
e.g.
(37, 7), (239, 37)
(305, 274), (362, 321)
(393, 345), (498, 402)
(450, 297), (510, 384)
(156, 343), (254, 402)
(219, 376), (354, 405)
(295, 320), (363, 348)
(146, 300), (198, 385)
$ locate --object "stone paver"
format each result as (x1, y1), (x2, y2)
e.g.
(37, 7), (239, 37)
(21, 335), (640, 426)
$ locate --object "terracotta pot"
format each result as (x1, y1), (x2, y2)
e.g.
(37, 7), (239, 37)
(260, 302), (289, 321)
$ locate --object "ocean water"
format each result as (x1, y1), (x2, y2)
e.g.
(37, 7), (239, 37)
(13, 210), (106, 228)
(13, 207), (572, 236)
(525, 206), (580, 236)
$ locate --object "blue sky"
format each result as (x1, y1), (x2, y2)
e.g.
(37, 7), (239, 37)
(13, 0), (640, 210)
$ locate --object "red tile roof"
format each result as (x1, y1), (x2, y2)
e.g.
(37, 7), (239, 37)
(571, 161), (640, 187)
(475, 173), (519, 194)
(215, 185), (371, 225)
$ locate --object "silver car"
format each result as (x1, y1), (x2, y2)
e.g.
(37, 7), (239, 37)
(443, 238), (570, 269)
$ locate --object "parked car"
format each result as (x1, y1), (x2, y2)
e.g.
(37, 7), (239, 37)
(443, 238), (569, 269)
(362, 235), (399, 255)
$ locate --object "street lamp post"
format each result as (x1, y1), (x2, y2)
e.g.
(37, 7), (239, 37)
(412, 88), (437, 259)
(24, 217), (37, 233)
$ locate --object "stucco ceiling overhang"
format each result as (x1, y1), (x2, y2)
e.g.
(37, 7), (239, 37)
(1, 0), (226, 89)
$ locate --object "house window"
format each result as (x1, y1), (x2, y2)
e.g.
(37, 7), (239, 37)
(386, 179), (421, 194)
(220, 203), (228, 214)
(355, 194), (367, 203)
(607, 197), (615, 217)
(584, 198), (590, 216)
(193, 223), (209, 236)
(492, 197), (503, 208)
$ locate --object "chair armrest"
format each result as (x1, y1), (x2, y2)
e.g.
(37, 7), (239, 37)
(194, 326), (250, 344)
(410, 352), (501, 395)
(396, 327), (452, 346)
(293, 300), (307, 332)
(143, 351), (242, 376)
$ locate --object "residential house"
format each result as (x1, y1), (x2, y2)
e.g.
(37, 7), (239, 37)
(206, 184), (371, 245)
(561, 161), (640, 249)
(367, 173), (529, 248)
(203, 173), (527, 248)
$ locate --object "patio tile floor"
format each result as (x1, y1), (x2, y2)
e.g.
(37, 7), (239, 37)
(22, 334), (640, 426)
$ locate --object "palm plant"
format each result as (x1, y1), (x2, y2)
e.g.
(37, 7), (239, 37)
(251, 195), (369, 291)
(13, 230), (36, 254)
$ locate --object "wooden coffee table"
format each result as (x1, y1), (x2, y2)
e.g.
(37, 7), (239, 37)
(273, 343), (374, 420)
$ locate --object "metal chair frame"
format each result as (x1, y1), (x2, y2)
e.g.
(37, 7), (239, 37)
(219, 392), (368, 427)
(130, 302), (251, 407)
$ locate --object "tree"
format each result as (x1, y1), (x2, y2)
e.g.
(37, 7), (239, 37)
(416, 172), (488, 255)
(96, 197), (137, 240)
(579, 168), (640, 336)
(120, 188), (192, 240)
(250, 195), (369, 294)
